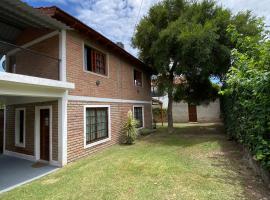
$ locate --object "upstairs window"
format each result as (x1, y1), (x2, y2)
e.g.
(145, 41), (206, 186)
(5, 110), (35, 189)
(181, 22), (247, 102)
(134, 69), (142, 87)
(84, 45), (106, 75)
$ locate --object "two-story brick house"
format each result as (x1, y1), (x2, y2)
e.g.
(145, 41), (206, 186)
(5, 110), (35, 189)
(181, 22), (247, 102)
(0, 0), (152, 167)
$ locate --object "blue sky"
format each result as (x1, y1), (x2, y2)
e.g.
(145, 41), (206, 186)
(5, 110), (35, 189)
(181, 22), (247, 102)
(22, 0), (270, 57)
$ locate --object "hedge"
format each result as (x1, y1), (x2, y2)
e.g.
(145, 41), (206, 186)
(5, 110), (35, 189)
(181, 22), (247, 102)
(221, 25), (270, 170)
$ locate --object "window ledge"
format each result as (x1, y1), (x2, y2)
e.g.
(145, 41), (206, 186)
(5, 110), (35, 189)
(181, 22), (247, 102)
(84, 137), (111, 149)
(83, 69), (109, 78)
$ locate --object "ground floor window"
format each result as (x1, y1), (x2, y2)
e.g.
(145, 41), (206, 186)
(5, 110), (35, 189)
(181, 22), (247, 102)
(15, 108), (25, 147)
(85, 107), (109, 145)
(133, 106), (144, 128)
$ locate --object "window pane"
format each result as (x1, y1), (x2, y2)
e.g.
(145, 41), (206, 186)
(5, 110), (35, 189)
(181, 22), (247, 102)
(134, 107), (143, 128)
(19, 110), (24, 143)
(86, 107), (108, 144)
(134, 70), (142, 86)
(84, 45), (106, 75)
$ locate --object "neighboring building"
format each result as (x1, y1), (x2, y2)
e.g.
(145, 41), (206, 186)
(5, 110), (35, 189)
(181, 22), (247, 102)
(0, 0), (152, 167)
(172, 99), (221, 123)
(153, 96), (221, 123)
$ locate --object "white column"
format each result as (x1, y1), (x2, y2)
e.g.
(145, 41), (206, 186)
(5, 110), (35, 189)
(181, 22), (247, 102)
(59, 29), (67, 82)
(58, 91), (68, 166)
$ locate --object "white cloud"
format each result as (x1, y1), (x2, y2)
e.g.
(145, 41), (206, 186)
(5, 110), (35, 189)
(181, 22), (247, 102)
(25, 0), (270, 57)
(217, 0), (270, 25)
(72, 0), (270, 56)
(71, 0), (160, 56)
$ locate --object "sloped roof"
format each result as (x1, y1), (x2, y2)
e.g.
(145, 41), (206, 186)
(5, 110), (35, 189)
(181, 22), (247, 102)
(38, 6), (151, 72)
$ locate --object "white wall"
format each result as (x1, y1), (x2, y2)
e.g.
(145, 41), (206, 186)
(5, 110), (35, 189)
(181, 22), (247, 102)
(197, 99), (221, 122)
(153, 95), (221, 123)
(172, 101), (189, 122)
(172, 99), (221, 123)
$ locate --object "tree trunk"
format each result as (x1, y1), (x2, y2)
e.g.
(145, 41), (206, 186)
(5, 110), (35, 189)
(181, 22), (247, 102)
(167, 89), (174, 132)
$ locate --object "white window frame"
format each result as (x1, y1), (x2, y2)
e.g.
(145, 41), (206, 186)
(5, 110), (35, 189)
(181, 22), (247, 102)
(82, 42), (109, 78)
(84, 105), (111, 149)
(133, 105), (144, 129)
(133, 68), (143, 87)
(15, 108), (26, 147)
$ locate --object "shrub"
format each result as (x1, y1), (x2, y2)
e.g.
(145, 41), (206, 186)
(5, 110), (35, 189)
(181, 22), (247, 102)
(122, 110), (138, 144)
(153, 107), (167, 122)
(221, 24), (270, 170)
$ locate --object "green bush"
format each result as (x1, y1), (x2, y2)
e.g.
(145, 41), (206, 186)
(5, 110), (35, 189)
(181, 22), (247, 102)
(153, 107), (167, 122)
(122, 110), (138, 144)
(221, 25), (270, 170)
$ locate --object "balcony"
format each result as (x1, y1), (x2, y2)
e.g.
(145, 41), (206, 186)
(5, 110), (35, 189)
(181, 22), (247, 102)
(0, 40), (74, 100)
(0, 40), (60, 80)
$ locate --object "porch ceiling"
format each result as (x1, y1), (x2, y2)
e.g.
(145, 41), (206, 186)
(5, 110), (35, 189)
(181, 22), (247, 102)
(0, 0), (69, 43)
(0, 96), (58, 106)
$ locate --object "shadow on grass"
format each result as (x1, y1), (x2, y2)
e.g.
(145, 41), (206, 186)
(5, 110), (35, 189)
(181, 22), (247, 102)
(141, 123), (270, 199)
(141, 123), (225, 148)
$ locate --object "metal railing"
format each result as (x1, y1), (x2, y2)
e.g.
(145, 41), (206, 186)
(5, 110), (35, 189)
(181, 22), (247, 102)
(0, 40), (60, 80)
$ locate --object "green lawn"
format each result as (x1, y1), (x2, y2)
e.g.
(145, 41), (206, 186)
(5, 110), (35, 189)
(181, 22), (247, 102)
(1, 123), (269, 200)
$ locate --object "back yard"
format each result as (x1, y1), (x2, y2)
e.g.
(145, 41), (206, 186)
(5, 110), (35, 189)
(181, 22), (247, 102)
(1, 123), (269, 200)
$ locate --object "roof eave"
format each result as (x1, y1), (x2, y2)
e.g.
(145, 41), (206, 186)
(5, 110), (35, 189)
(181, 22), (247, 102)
(38, 6), (152, 73)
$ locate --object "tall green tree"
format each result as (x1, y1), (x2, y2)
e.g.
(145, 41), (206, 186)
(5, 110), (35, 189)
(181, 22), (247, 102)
(132, 0), (263, 131)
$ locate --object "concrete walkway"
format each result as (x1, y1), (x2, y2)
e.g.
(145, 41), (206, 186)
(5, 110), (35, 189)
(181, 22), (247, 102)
(0, 155), (58, 193)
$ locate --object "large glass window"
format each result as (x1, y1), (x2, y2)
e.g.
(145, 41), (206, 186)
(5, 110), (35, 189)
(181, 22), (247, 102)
(85, 107), (108, 144)
(84, 45), (106, 75)
(133, 106), (143, 128)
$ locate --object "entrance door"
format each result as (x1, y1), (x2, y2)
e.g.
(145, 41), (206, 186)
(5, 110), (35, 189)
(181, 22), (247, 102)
(188, 104), (197, 122)
(40, 109), (50, 161)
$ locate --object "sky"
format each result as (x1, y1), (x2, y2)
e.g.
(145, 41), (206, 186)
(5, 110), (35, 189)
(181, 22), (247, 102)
(22, 0), (270, 57)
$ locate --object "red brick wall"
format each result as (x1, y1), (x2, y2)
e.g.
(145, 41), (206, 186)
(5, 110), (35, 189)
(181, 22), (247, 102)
(66, 31), (152, 101)
(65, 31), (153, 163)
(7, 29), (59, 80)
(67, 101), (152, 162)
(5, 101), (58, 161)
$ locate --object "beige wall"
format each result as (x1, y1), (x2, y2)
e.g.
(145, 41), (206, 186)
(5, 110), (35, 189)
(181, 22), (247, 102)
(172, 99), (221, 123)
(197, 100), (221, 122)
(172, 102), (189, 122)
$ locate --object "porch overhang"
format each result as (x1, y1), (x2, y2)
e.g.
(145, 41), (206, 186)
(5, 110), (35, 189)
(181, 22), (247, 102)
(0, 0), (69, 44)
(0, 72), (74, 98)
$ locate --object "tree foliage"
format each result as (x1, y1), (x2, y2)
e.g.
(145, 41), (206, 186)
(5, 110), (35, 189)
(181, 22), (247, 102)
(221, 24), (270, 169)
(132, 0), (262, 129)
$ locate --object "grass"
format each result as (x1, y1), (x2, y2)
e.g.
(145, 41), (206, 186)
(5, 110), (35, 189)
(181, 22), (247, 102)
(1, 123), (269, 200)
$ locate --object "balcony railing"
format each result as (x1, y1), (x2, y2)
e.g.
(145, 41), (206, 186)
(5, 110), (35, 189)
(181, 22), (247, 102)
(0, 40), (60, 80)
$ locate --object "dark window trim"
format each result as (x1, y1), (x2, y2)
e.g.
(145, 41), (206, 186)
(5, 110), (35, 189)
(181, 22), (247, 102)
(84, 44), (107, 76)
(133, 69), (143, 87)
(133, 106), (144, 128)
